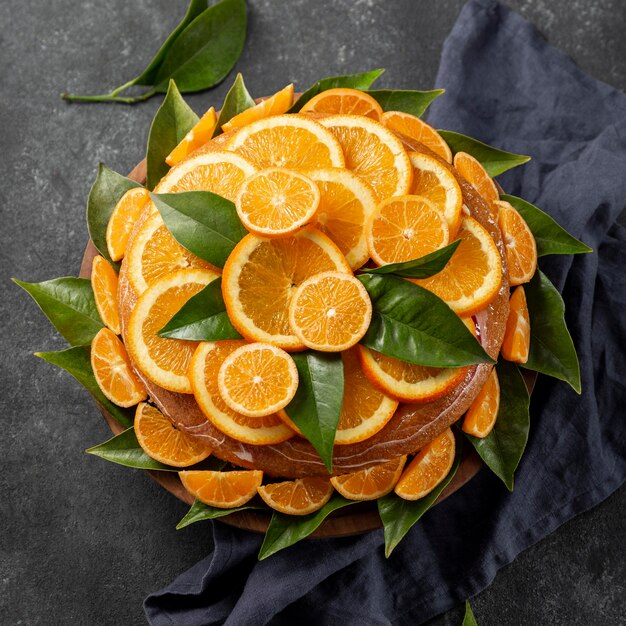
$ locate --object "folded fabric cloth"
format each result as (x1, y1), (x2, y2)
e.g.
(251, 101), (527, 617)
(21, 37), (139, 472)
(145, 1), (626, 623)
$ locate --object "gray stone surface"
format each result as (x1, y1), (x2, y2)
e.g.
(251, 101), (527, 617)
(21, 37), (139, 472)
(1, 0), (625, 624)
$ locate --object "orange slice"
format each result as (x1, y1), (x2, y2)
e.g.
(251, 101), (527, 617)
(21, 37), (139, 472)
(413, 216), (502, 316)
(217, 343), (299, 418)
(334, 348), (398, 445)
(180, 470), (263, 508)
(307, 168), (377, 269)
(106, 187), (150, 262)
(382, 111), (452, 162)
(165, 107), (217, 167)
(91, 255), (121, 335)
(257, 477), (334, 515)
(495, 200), (538, 286)
(190, 341), (294, 445)
(318, 115), (413, 201)
(288, 271), (372, 352)
(236, 168), (320, 237)
(222, 83), (294, 132)
(501, 285), (531, 363)
(366, 195), (449, 265)
(394, 428), (455, 500)
(225, 114), (345, 170)
(453, 151), (499, 208)
(90, 327), (147, 407)
(408, 152), (463, 235)
(222, 229), (351, 350)
(330, 456), (407, 500)
(300, 88), (384, 120)
(126, 269), (219, 393)
(134, 402), (212, 467)
(462, 368), (500, 438)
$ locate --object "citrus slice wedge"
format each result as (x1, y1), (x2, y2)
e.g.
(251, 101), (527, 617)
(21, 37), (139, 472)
(288, 271), (372, 352)
(413, 216), (502, 316)
(225, 114), (345, 170)
(330, 456), (407, 500)
(462, 368), (500, 438)
(189, 341), (294, 445)
(394, 428), (455, 500)
(453, 151), (499, 207)
(300, 88), (384, 120)
(126, 269), (219, 393)
(382, 111), (452, 162)
(165, 107), (217, 167)
(318, 114), (412, 201)
(106, 187), (150, 262)
(180, 470), (263, 508)
(222, 83), (294, 132)
(134, 402), (212, 466)
(91, 327), (147, 407)
(222, 228), (351, 350)
(366, 195), (449, 265)
(501, 285), (531, 363)
(91, 255), (121, 335)
(257, 477), (334, 515)
(217, 343), (299, 418)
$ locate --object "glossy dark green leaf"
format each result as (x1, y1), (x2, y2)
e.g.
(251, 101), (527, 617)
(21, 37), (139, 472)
(35, 346), (133, 428)
(152, 0), (247, 93)
(159, 276), (242, 340)
(465, 360), (530, 491)
(14, 277), (103, 346)
(377, 437), (462, 557)
(146, 81), (199, 189)
(289, 69), (384, 112)
(213, 72), (255, 136)
(500, 194), (592, 257)
(283, 352), (344, 473)
(86, 164), (142, 267)
(463, 601), (479, 626)
(359, 240), (460, 278)
(258, 496), (357, 560)
(367, 89), (444, 118)
(151, 191), (247, 267)
(523, 270), (581, 393)
(177, 498), (265, 529)
(358, 274), (493, 367)
(438, 130), (530, 177)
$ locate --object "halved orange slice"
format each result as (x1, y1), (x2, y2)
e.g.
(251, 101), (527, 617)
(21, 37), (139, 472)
(126, 269), (219, 393)
(300, 88), (384, 120)
(134, 402), (212, 467)
(318, 115), (413, 201)
(180, 470), (263, 508)
(382, 111), (452, 162)
(91, 327), (147, 407)
(453, 151), (499, 207)
(501, 285), (531, 364)
(288, 271), (372, 352)
(165, 107), (217, 167)
(222, 229), (351, 350)
(106, 187), (150, 262)
(257, 477), (334, 515)
(222, 83), (294, 132)
(91, 255), (121, 335)
(225, 114), (345, 170)
(394, 428), (455, 500)
(462, 368), (500, 438)
(366, 195), (449, 265)
(330, 456), (407, 500)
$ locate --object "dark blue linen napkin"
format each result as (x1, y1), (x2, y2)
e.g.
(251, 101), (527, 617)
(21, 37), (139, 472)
(145, 1), (626, 623)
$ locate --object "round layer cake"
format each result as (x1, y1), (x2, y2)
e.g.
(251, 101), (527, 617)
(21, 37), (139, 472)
(118, 121), (509, 478)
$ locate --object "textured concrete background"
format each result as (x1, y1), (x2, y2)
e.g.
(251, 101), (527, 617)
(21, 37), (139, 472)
(1, 0), (625, 624)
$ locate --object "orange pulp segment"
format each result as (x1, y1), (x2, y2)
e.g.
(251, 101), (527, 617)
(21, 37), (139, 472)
(106, 187), (150, 262)
(180, 470), (263, 508)
(453, 151), (499, 208)
(330, 456), (407, 500)
(91, 255), (121, 335)
(257, 477), (334, 515)
(462, 368), (500, 438)
(165, 107), (218, 167)
(382, 111), (452, 162)
(222, 83), (294, 132)
(501, 285), (531, 363)
(300, 88), (384, 120)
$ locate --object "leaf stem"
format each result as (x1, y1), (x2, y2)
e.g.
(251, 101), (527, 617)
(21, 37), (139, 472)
(61, 86), (157, 104)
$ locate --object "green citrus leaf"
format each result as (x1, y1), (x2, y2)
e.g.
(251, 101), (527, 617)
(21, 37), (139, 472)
(282, 351), (344, 473)
(159, 276), (242, 340)
(213, 72), (255, 136)
(523, 270), (581, 393)
(463, 601), (479, 626)
(438, 130), (530, 177)
(14, 277), (103, 346)
(86, 164), (142, 268)
(377, 436), (462, 557)
(35, 346), (133, 428)
(359, 240), (460, 278)
(289, 69), (384, 112)
(358, 274), (493, 367)
(258, 495), (358, 560)
(151, 191), (247, 268)
(465, 360), (530, 491)
(367, 88), (444, 117)
(500, 194), (592, 257)
(177, 498), (265, 529)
